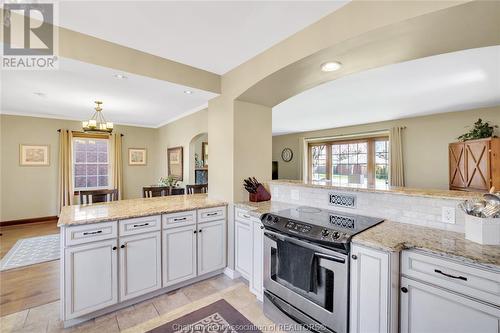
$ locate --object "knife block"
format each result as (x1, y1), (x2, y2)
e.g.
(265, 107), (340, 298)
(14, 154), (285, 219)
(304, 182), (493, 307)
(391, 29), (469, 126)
(249, 184), (271, 202)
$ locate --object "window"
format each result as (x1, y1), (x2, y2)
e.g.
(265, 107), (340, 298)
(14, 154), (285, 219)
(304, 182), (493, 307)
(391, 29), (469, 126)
(309, 137), (389, 186)
(73, 137), (110, 190)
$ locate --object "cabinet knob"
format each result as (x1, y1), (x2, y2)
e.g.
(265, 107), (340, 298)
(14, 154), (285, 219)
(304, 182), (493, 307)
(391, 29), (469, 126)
(260, 226), (264, 230)
(401, 287), (408, 293)
(112, 246), (117, 251)
(120, 244), (126, 249)
(199, 229), (203, 233)
(351, 254), (358, 260)
(193, 230), (197, 234)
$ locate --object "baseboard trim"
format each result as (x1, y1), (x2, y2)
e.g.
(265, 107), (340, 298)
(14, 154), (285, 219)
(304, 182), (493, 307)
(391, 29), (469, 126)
(0, 216), (58, 227)
(223, 267), (241, 280)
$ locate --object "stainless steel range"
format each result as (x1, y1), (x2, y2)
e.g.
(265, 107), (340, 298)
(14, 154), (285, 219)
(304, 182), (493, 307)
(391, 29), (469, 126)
(261, 206), (384, 333)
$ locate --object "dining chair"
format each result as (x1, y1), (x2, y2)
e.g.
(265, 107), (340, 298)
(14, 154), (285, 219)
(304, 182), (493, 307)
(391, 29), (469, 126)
(79, 189), (118, 205)
(186, 184), (208, 194)
(142, 186), (169, 198)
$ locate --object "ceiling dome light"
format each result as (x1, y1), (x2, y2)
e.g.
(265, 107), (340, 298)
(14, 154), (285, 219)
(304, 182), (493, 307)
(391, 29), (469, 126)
(184, 90), (193, 94)
(33, 92), (46, 97)
(320, 61), (342, 72)
(113, 74), (127, 79)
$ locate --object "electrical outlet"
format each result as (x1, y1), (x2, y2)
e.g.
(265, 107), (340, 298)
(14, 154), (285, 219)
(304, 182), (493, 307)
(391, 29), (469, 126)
(442, 207), (456, 224)
(291, 189), (300, 201)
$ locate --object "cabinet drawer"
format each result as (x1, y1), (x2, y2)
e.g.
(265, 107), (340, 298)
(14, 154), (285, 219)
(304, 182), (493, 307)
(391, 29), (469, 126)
(119, 215), (161, 236)
(65, 221), (117, 246)
(402, 250), (500, 306)
(198, 206), (226, 223)
(235, 208), (259, 223)
(162, 210), (196, 229)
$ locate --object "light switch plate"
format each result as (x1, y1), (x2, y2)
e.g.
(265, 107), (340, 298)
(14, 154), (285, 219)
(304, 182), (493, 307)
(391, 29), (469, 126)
(441, 207), (456, 224)
(291, 189), (300, 201)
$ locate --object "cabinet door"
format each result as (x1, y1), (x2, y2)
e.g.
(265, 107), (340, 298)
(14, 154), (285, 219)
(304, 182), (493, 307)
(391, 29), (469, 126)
(250, 221), (264, 301)
(198, 220), (226, 276)
(465, 139), (490, 191)
(235, 219), (252, 279)
(350, 244), (392, 333)
(449, 143), (466, 189)
(401, 277), (500, 333)
(119, 232), (161, 301)
(64, 239), (118, 319)
(163, 224), (197, 287)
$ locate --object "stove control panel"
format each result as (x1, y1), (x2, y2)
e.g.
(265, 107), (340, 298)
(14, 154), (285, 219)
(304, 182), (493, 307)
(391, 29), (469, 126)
(285, 221), (312, 233)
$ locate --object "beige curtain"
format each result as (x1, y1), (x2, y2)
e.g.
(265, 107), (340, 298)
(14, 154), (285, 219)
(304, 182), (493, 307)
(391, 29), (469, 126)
(389, 126), (405, 187)
(58, 130), (74, 212)
(111, 133), (123, 200)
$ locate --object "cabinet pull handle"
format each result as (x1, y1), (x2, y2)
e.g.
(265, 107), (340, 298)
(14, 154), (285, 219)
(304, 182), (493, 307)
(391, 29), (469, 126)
(401, 287), (408, 293)
(260, 226), (264, 230)
(83, 230), (102, 235)
(174, 217), (187, 221)
(193, 230), (197, 234)
(133, 223), (149, 227)
(206, 212), (218, 216)
(434, 269), (468, 281)
(242, 214), (251, 218)
(351, 254), (358, 260)
(120, 244), (126, 249)
(199, 229), (203, 233)
(112, 246), (117, 251)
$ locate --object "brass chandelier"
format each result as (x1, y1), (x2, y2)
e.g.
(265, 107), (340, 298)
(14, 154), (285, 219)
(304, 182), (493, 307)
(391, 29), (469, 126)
(82, 101), (113, 133)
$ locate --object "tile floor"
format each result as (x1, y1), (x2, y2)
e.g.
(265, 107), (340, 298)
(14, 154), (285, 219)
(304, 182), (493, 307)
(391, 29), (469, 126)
(0, 274), (278, 333)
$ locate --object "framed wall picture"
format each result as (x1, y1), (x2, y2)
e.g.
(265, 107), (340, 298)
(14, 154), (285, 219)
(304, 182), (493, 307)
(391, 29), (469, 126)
(128, 148), (147, 165)
(19, 144), (50, 166)
(167, 146), (183, 181)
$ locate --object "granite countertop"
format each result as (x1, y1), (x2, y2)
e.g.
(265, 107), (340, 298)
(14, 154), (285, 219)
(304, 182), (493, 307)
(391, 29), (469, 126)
(58, 194), (227, 227)
(269, 179), (483, 200)
(235, 200), (500, 270)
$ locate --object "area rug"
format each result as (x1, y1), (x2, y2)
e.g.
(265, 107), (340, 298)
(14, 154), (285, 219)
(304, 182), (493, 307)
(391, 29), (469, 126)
(147, 299), (262, 333)
(0, 234), (60, 271)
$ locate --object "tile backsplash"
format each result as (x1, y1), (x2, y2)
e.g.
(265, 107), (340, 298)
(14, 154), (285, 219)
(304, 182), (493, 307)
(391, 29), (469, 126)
(270, 184), (466, 233)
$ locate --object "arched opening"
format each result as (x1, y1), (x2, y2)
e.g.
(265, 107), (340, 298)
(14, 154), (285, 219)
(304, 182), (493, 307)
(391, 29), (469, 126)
(188, 132), (208, 186)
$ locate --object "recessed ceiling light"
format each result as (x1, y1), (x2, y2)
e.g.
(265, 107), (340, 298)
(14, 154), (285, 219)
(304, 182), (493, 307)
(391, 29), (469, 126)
(320, 61), (342, 72)
(113, 74), (127, 79)
(33, 92), (46, 97)
(184, 90), (193, 94)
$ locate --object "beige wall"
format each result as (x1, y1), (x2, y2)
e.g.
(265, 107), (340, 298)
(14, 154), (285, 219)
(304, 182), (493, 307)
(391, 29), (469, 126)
(272, 106), (500, 189)
(0, 114), (159, 221)
(157, 108), (208, 187)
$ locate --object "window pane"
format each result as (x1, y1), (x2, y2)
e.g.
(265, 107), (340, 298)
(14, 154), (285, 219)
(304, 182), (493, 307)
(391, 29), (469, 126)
(86, 140), (98, 151)
(349, 143), (357, 153)
(75, 164), (86, 176)
(357, 153), (367, 164)
(348, 154), (357, 164)
(376, 164), (389, 186)
(98, 164), (108, 175)
(86, 164), (97, 175)
(332, 145), (340, 154)
(358, 143), (367, 153)
(87, 151), (97, 163)
(376, 152), (388, 164)
(98, 176), (108, 187)
(375, 140), (387, 153)
(339, 154), (348, 164)
(75, 151), (86, 163)
(86, 176), (97, 188)
(74, 139), (87, 151)
(75, 177), (86, 188)
(311, 145), (327, 181)
(340, 144), (349, 154)
(96, 140), (107, 152)
(98, 152), (108, 163)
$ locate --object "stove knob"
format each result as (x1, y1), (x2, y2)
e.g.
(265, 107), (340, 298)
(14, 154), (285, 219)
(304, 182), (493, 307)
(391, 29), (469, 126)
(321, 229), (329, 237)
(272, 216), (279, 224)
(266, 215), (273, 221)
(331, 231), (340, 239)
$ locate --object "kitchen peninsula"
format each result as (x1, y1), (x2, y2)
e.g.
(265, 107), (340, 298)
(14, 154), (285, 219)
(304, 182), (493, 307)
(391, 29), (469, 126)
(58, 194), (227, 327)
(235, 180), (500, 333)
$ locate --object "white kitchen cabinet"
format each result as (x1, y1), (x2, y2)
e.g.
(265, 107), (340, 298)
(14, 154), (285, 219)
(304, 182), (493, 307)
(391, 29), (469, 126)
(235, 219), (252, 279)
(400, 277), (500, 333)
(119, 231), (162, 301)
(163, 224), (197, 286)
(349, 244), (399, 333)
(64, 239), (118, 319)
(198, 219), (226, 275)
(250, 219), (264, 301)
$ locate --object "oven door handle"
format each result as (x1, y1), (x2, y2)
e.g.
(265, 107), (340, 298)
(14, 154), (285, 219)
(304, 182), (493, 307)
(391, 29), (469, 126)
(315, 252), (345, 264)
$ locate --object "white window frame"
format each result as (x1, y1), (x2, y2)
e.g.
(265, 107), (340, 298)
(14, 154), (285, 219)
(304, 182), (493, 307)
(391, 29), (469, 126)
(72, 137), (112, 192)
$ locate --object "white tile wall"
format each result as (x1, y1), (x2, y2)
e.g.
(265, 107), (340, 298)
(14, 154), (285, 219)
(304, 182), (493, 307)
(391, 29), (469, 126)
(270, 184), (466, 233)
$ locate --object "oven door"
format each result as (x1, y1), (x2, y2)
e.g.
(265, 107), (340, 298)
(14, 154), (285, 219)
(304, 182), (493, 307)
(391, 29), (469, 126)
(263, 229), (348, 333)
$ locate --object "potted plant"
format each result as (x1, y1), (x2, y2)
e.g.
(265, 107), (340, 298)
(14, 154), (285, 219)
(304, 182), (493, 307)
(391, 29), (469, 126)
(457, 118), (498, 141)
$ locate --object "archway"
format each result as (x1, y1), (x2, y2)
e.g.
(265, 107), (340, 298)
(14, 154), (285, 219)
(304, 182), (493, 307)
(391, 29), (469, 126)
(188, 132), (208, 186)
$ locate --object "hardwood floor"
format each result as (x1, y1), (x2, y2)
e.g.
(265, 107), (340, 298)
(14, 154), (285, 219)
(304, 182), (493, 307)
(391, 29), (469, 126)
(0, 220), (60, 317)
